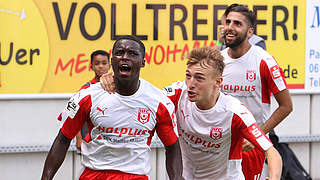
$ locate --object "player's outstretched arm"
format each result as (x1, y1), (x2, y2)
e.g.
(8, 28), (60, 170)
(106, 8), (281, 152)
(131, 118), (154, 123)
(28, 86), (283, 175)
(265, 146), (282, 180)
(41, 130), (72, 180)
(165, 140), (184, 180)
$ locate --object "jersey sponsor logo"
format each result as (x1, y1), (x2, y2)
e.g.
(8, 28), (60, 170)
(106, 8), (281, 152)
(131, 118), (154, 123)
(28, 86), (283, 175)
(64, 98), (80, 118)
(248, 124), (263, 138)
(138, 108), (151, 124)
(220, 84), (256, 93)
(210, 127), (223, 140)
(246, 70), (256, 82)
(180, 128), (221, 149)
(97, 126), (148, 137)
(270, 65), (281, 79)
(97, 107), (107, 115)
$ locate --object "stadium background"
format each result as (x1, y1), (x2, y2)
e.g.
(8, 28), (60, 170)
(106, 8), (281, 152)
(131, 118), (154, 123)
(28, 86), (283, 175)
(0, 0), (320, 179)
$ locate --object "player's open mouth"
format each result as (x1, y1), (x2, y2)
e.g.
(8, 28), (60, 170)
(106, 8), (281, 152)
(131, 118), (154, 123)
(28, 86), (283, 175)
(119, 64), (132, 73)
(187, 91), (196, 98)
(225, 33), (236, 40)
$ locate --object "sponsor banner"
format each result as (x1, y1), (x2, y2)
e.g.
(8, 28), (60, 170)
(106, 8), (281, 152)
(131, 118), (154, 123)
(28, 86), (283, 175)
(0, 0), (305, 93)
(305, 0), (320, 90)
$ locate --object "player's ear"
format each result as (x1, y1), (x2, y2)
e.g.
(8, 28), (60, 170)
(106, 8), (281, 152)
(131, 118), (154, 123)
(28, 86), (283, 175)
(90, 63), (93, 70)
(215, 76), (223, 88)
(141, 59), (145, 68)
(247, 27), (254, 38)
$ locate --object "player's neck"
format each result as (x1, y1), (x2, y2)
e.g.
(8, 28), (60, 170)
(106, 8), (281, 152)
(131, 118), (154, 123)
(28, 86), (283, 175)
(196, 91), (220, 110)
(228, 41), (251, 59)
(115, 78), (140, 96)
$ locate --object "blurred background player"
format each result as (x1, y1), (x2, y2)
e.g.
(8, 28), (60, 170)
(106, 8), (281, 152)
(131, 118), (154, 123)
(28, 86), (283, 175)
(75, 50), (110, 151)
(220, 4), (292, 180)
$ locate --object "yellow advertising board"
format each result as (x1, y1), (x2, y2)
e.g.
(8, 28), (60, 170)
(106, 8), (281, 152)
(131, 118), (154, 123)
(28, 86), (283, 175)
(0, 0), (305, 93)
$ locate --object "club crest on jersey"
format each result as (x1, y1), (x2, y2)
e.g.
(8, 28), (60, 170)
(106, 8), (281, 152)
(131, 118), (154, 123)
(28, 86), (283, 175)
(246, 70), (256, 82)
(210, 127), (223, 140)
(270, 65), (281, 79)
(138, 108), (151, 124)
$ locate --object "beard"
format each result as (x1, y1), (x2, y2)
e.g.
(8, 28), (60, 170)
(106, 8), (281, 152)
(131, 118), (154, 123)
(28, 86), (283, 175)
(225, 31), (248, 48)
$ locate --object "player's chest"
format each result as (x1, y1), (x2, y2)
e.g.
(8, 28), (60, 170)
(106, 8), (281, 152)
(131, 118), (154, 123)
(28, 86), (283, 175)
(90, 98), (157, 130)
(177, 102), (233, 149)
(223, 61), (261, 85)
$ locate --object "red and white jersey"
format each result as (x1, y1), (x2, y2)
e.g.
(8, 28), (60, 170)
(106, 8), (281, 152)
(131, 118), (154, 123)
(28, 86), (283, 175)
(163, 81), (272, 180)
(58, 79), (178, 176)
(220, 45), (287, 126)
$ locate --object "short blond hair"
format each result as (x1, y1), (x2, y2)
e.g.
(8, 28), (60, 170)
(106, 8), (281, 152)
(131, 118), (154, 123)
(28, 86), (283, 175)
(187, 46), (225, 76)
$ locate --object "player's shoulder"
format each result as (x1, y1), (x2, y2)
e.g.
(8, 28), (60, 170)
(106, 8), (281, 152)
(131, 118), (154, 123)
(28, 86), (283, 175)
(140, 79), (165, 99)
(251, 45), (275, 61)
(220, 48), (229, 56)
(75, 83), (104, 100)
(220, 93), (242, 110)
(141, 79), (175, 108)
(222, 93), (256, 124)
(162, 81), (186, 96)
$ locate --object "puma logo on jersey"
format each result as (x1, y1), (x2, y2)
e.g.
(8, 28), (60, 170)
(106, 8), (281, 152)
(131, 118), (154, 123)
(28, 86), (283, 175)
(97, 107), (107, 115)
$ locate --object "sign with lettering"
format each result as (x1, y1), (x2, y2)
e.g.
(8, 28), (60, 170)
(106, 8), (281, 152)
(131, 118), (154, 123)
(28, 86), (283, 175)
(0, 0), (307, 93)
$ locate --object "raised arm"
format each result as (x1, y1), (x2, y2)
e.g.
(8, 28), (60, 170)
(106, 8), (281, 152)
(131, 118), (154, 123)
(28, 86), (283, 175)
(265, 146), (282, 180)
(41, 131), (72, 180)
(164, 140), (184, 180)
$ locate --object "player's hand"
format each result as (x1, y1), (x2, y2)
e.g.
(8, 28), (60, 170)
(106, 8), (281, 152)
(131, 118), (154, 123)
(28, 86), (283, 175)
(242, 138), (254, 152)
(100, 72), (115, 93)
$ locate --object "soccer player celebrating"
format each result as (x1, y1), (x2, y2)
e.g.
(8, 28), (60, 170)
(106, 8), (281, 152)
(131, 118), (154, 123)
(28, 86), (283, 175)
(164, 47), (282, 180)
(220, 4), (292, 180)
(101, 46), (282, 180)
(41, 36), (183, 180)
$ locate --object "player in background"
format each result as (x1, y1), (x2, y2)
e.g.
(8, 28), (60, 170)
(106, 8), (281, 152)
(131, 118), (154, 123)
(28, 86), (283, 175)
(218, 10), (266, 51)
(101, 46), (282, 180)
(42, 35), (183, 180)
(75, 50), (110, 151)
(220, 4), (292, 180)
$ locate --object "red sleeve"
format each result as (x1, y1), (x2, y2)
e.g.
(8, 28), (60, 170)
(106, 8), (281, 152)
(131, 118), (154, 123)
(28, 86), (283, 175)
(260, 60), (287, 103)
(231, 114), (272, 153)
(60, 95), (92, 139)
(155, 103), (178, 147)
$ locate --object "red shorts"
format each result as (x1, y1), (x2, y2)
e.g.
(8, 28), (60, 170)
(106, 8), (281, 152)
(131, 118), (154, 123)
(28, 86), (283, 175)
(242, 147), (265, 180)
(79, 168), (148, 180)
